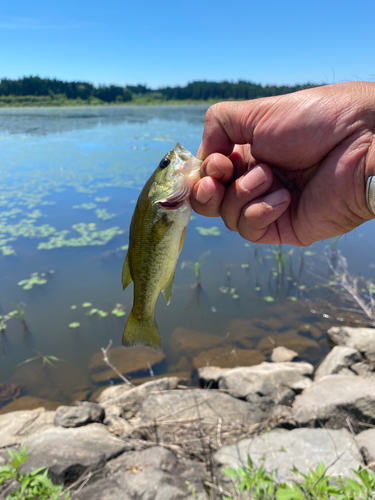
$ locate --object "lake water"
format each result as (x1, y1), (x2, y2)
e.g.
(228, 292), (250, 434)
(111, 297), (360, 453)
(1, 105), (375, 412)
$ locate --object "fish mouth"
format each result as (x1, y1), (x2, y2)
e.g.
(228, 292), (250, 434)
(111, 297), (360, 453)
(158, 200), (184, 210)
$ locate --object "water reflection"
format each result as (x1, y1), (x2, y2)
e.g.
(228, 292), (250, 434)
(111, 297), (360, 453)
(0, 105), (209, 136)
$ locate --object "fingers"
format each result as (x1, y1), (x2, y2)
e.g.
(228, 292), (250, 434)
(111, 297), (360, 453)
(191, 176), (225, 217)
(198, 101), (267, 159)
(221, 164), (274, 230)
(237, 189), (293, 244)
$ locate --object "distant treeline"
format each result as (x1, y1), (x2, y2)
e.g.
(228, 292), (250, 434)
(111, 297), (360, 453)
(0, 76), (317, 104)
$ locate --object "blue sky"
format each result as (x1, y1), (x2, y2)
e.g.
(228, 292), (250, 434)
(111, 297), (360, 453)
(1, 0), (374, 88)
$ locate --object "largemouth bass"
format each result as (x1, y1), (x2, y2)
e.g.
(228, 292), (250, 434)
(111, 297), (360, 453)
(122, 143), (202, 351)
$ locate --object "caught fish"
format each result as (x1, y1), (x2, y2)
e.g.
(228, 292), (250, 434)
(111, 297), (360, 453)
(122, 143), (202, 351)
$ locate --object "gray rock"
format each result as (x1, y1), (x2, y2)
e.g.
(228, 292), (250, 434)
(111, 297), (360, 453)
(97, 377), (181, 419)
(54, 403), (104, 427)
(355, 429), (375, 470)
(314, 346), (362, 380)
(216, 362), (313, 401)
(327, 326), (375, 359)
(351, 361), (375, 380)
(213, 428), (363, 488)
(293, 375), (375, 429)
(75, 446), (208, 500)
(140, 389), (256, 425)
(0, 408), (55, 448)
(271, 346), (298, 362)
(20, 423), (127, 485)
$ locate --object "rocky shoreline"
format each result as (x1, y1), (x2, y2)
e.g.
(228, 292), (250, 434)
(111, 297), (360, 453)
(1, 325), (375, 499)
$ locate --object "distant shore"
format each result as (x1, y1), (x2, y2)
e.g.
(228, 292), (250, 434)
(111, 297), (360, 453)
(0, 95), (219, 108)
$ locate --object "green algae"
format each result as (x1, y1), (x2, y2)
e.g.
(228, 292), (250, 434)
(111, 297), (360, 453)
(196, 226), (221, 236)
(111, 304), (126, 317)
(73, 203), (97, 210)
(95, 208), (116, 220)
(37, 223), (123, 250)
(18, 272), (51, 290)
(95, 197), (111, 202)
(0, 245), (16, 256)
(69, 322), (81, 329)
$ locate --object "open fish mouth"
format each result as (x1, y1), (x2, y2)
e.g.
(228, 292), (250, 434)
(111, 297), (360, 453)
(156, 184), (189, 210)
(158, 199), (184, 209)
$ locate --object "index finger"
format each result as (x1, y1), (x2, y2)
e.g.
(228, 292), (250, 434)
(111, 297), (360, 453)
(197, 100), (271, 159)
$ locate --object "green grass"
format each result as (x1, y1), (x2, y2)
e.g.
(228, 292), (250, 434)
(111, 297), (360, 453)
(221, 457), (375, 500)
(0, 446), (75, 499)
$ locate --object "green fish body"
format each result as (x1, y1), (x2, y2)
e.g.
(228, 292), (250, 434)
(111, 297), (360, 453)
(122, 143), (202, 351)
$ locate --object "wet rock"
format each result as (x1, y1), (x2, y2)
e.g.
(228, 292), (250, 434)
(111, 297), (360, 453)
(213, 428), (363, 488)
(97, 377), (181, 419)
(11, 362), (91, 405)
(314, 346), (362, 380)
(75, 446), (208, 500)
(214, 362), (313, 401)
(89, 346), (166, 384)
(0, 408), (55, 448)
(327, 326), (375, 359)
(20, 424), (127, 485)
(0, 395), (60, 415)
(257, 331), (322, 360)
(355, 429), (375, 470)
(168, 356), (193, 373)
(271, 346), (298, 362)
(54, 403), (104, 427)
(293, 375), (375, 429)
(223, 318), (270, 348)
(169, 326), (224, 358)
(192, 347), (265, 369)
(0, 382), (23, 409)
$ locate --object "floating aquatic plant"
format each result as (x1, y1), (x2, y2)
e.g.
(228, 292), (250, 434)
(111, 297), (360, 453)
(95, 197), (111, 202)
(0, 245), (16, 256)
(111, 304), (126, 317)
(264, 296), (275, 302)
(195, 226), (221, 236)
(18, 272), (53, 290)
(69, 322), (80, 329)
(37, 223), (123, 250)
(71, 305), (77, 310)
(73, 203), (97, 210)
(82, 302), (92, 307)
(219, 286), (239, 299)
(95, 208), (116, 220)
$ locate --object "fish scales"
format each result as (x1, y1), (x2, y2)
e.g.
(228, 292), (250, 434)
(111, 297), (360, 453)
(122, 143), (202, 351)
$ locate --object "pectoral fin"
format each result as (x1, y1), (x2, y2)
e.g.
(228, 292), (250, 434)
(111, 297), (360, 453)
(122, 253), (133, 290)
(162, 272), (175, 305)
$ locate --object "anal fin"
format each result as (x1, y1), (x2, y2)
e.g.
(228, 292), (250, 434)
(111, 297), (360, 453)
(162, 272), (175, 305)
(122, 253), (133, 290)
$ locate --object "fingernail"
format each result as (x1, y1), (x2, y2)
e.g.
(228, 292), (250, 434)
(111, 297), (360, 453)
(263, 189), (289, 208)
(239, 166), (268, 192)
(196, 180), (213, 204)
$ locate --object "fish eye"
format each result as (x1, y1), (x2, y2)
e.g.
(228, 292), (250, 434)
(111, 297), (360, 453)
(160, 158), (170, 169)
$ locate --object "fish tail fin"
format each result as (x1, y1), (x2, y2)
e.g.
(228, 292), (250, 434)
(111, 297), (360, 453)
(122, 310), (161, 352)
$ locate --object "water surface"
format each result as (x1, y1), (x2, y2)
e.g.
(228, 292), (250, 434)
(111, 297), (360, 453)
(1, 105), (374, 411)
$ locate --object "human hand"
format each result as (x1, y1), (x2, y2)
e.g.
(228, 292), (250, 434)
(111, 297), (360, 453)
(191, 81), (375, 246)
